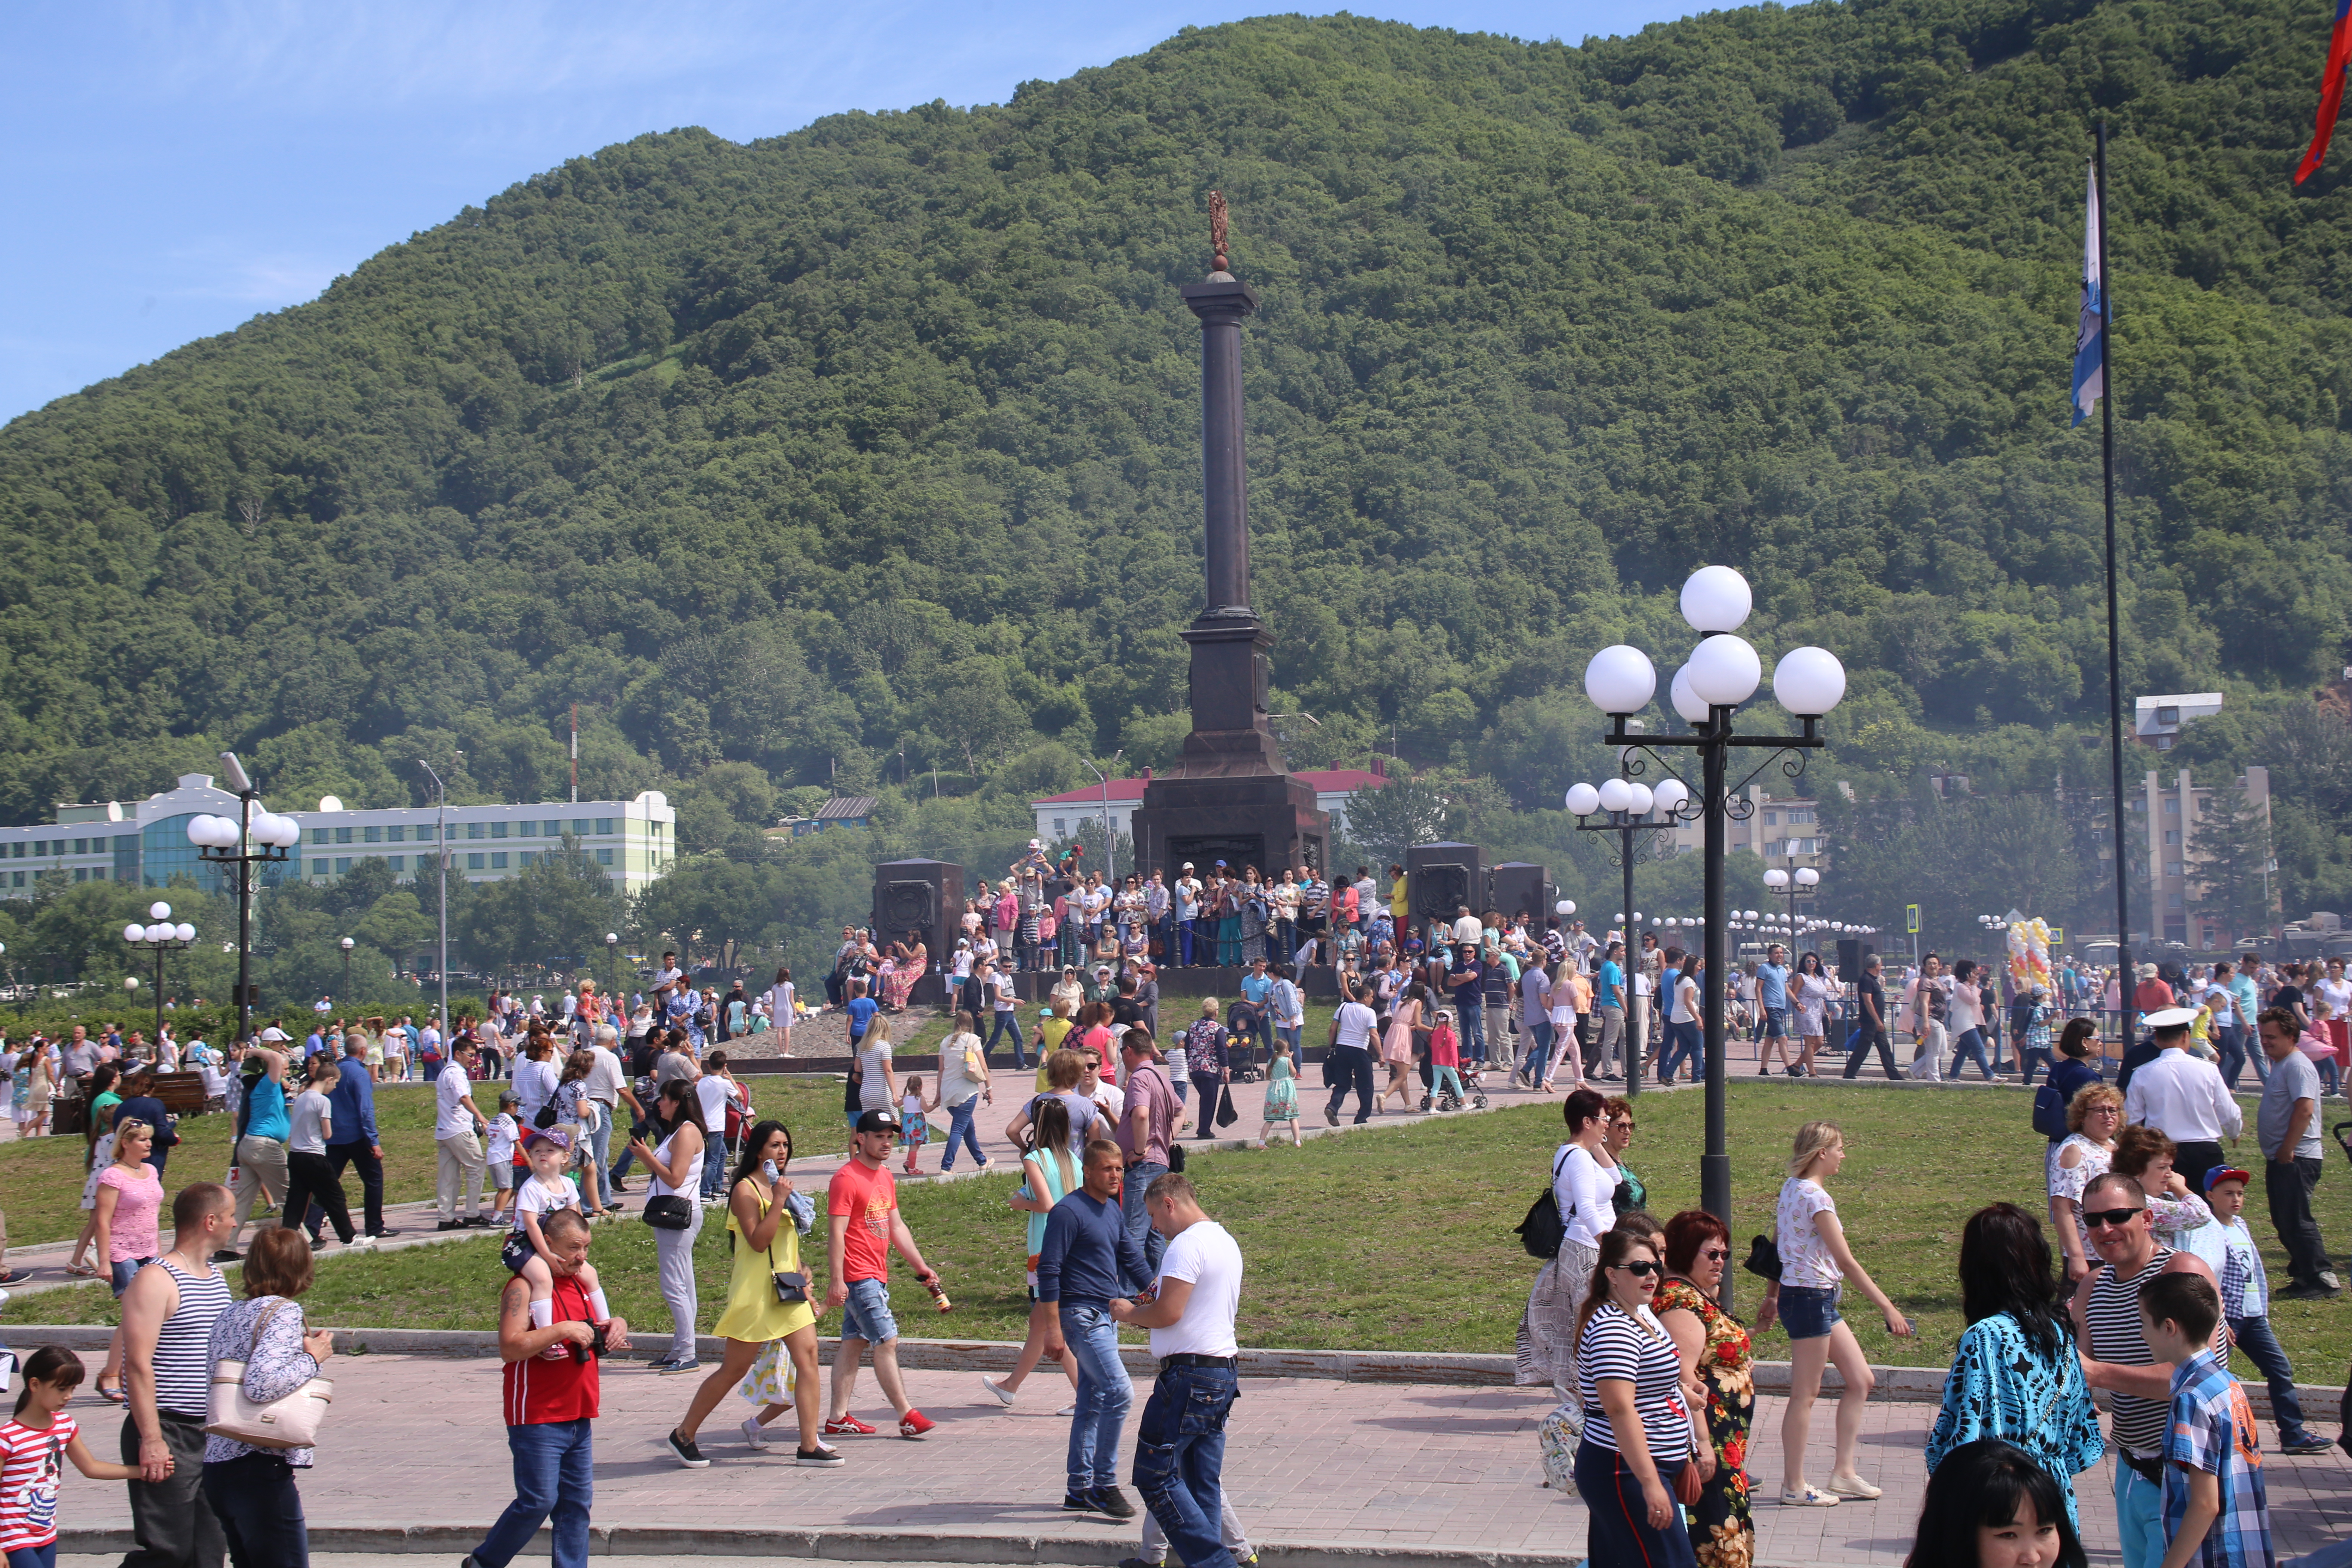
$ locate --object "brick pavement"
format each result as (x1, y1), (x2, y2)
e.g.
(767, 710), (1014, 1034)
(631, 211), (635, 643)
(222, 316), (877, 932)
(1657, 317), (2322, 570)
(34, 1351), (2349, 1564)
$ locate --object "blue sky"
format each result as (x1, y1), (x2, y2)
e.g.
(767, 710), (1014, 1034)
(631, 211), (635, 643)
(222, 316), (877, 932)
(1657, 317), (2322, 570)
(0, 1), (1709, 426)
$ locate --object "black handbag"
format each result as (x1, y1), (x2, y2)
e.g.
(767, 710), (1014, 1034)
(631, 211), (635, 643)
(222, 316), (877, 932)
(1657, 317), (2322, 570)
(641, 1195), (695, 1231)
(1514, 1148), (1576, 1259)
(533, 1104), (558, 1129)
(1214, 1084), (1240, 1128)
(1743, 1234), (1784, 1283)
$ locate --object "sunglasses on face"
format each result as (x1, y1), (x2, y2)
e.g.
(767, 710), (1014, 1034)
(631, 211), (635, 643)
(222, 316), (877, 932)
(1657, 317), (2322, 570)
(1699, 1247), (1730, 1263)
(1610, 1261), (1664, 1278)
(2084, 1207), (2147, 1230)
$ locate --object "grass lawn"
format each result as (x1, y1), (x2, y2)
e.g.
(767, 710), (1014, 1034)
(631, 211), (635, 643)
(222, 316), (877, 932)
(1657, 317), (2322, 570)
(9, 1081), (2344, 1385)
(0, 1076), (851, 1250)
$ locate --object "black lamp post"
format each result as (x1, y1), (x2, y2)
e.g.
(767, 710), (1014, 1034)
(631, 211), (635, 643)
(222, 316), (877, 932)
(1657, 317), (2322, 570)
(124, 903), (195, 1049)
(1563, 750), (1693, 1102)
(187, 752), (298, 1048)
(1575, 567), (1848, 1245)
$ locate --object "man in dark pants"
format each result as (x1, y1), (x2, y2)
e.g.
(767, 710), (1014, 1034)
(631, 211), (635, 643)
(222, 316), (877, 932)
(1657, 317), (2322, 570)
(1324, 986), (1378, 1126)
(310, 1032), (400, 1241)
(119, 1183), (236, 1568)
(1841, 954), (1901, 1079)
(1112, 1171), (1246, 1568)
(1446, 946), (1486, 1073)
(2257, 1008), (2340, 1297)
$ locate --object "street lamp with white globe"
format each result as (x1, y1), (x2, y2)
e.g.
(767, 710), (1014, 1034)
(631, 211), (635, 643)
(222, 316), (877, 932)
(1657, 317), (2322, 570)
(187, 751), (298, 1048)
(1574, 564), (1846, 1264)
(124, 903), (196, 1046)
(1560, 761), (1691, 1101)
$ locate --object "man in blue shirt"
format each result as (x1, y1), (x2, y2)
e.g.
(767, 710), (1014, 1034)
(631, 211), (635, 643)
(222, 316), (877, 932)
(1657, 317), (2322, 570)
(307, 1032), (400, 1241)
(1037, 1140), (1151, 1521)
(1758, 945), (1792, 1066)
(841, 977), (880, 1124)
(1593, 942), (1627, 1081)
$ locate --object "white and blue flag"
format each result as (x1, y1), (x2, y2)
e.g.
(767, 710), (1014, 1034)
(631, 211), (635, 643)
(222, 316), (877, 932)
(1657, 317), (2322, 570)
(2071, 161), (2103, 427)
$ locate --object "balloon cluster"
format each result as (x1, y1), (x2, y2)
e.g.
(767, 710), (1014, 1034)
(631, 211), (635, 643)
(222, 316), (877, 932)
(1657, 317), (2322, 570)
(2005, 916), (2053, 995)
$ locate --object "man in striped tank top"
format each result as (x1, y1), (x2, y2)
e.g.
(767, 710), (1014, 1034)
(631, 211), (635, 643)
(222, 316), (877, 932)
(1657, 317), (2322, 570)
(2071, 1170), (2223, 1568)
(117, 1181), (238, 1568)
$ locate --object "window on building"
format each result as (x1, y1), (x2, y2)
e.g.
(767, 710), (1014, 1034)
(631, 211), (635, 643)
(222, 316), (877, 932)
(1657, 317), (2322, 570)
(2165, 861), (2184, 876)
(467, 822), (484, 839)
(466, 852), (485, 870)
(9, 871), (19, 888)
(2157, 705), (2180, 725)
(595, 818), (613, 835)
(490, 821), (508, 839)
(571, 818), (591, 836)
(2164, 829), (2180, 845)
(72, 867), (86, 882)
(388, 856), (405, 872)
(386, 825), (404, 842)
(310, 828), (328, 845)
(1788, 809), (1814, 824)
(310, 859), (327, 876)
(8, 843), (18, 858)
(519, 851), (538, 867)
(2164, 799), (2180, 814)
(29, 841), (41, 856)
(1054, 818), (1066, 836)
(335, 857), (352, 875)
(2166, 891), (2184, 907)
(2156, 736), (2174, 750)
(364, 825), (381, 843)
(596, 848), (614, 866)
(490, 852), (508, 869)
(334, 826), (352, 845)
(1763, 811), (1779, 825)
(72, 838), (87, 854)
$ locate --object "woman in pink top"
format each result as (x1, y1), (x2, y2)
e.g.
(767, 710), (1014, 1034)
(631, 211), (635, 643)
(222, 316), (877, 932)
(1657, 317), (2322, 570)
(90, 1117), (165, 1404)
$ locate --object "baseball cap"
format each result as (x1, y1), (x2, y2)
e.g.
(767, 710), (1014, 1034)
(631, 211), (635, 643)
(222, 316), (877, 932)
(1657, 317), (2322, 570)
(856, 1108), (901, 1135)
(1213, 859), (1228, 867)
(1181, 861), (1194, 870)
(498, 1088), (521, 1108)
(2203, 1166), (2252, 1192)
(524, 1127), (572, 1152)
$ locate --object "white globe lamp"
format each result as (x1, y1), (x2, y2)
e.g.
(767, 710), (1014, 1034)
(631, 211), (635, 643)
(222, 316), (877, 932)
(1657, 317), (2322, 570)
(1763, 869), (1789, 889)
(1555, 900), (1575, 916)
(1565, 783), (1601, 817)
(149, 900), (172, 921)
(175, 923), (194, 942)
(1624, 782), (1654, 815)
(1679, 565), (1752, 633)
(1597, 778), (1632, 814)
(1651, 777), (1689, 814)
(1686, 634), (1762, 707)
(123, 923), (144, 943)
(1584, 645), (1659, 716)
(1772, 646), (1847, 717)
(1669, 666), (1708, 723)
(1795, 867), (1820, 887)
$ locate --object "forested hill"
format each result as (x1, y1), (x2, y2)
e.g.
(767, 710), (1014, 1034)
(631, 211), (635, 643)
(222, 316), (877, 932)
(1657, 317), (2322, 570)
(2, 0), (2349, 826)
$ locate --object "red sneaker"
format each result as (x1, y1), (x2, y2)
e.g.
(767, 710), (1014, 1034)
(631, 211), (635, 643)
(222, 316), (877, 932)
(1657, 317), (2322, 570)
(823, 1414), (878, 1436)
(899, 1409), (937, 1439)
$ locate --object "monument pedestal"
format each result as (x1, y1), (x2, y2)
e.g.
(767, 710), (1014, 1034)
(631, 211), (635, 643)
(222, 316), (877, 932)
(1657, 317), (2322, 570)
(1132, 769), (1327, 880)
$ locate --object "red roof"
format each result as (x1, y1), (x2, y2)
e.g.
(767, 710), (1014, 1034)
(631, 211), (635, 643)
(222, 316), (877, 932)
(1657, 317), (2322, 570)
(1030, 769), (1385, 807)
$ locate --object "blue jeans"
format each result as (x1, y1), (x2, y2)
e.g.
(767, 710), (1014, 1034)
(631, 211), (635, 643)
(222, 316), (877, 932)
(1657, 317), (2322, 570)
(984, 1011), (1027, 1066)
(587, 1111), (614, 1195)
(1121, 1160), (1169, 1291)
(1457, 1003), (1484, 1064)
(1215, 917), (1241, 967)
(1517, 1020), (1553, 1085)
(1660, 1020), (1704, 1084)
(2113, 1454), (2165, 1568)
(202, 1453), (308, 1568)
(2216, 1025), (2249, 1089)
(942, 1096), (986, 1170)
(1949, 1026), (1995, 1080)
(1574, 1440), (1696, 1568)
(6, 1546), (58, 1568)
(2018, 1045), (2055, 1085)
(1057, 1302), (1132, 1493)
(2227, 1314), (2313, 1443)
(473, 1418), (594, 1568)
(699, 1131), (726, 1198)
(1133, 1359), (1241, 1568)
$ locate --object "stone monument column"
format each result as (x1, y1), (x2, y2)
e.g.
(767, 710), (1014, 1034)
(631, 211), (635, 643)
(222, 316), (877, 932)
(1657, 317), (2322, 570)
(1130, 196), (1329, 894)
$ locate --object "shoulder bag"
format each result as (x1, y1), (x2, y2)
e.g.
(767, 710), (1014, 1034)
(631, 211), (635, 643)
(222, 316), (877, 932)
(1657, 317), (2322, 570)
(206, 1300), (333, 1449)
(1515, 1147), (1577, 1259)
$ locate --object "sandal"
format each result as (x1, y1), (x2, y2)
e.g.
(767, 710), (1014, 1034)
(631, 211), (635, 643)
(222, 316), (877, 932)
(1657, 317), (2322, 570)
(95, 1377), (126, 1405)
(64, 1261), (98, 1278)
(1779, 1485), (1841, 1507)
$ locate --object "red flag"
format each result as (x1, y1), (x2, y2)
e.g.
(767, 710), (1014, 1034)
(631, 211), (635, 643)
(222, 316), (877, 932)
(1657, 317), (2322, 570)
(2297, 0), (2352, 183)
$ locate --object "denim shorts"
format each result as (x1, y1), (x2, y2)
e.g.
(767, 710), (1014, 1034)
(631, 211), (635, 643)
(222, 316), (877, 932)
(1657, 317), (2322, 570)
(1764, 1006), (1790, 1039)
(840, 1276), (899, 1344)
(110, 1256), (153, 1298)
(1779, 1282), (1842, 1340)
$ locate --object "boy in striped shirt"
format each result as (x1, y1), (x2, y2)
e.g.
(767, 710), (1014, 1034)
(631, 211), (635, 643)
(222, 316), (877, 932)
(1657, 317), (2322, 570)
(2141, 1272), (2273, 1568)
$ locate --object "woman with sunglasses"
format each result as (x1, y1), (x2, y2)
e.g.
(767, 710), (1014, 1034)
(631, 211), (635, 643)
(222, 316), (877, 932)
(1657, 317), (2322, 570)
(1926, 1204), (2103, 1529)
(2046, 1082), (2121, 1281)
(1657, 1210), (1753, 1568)
(1603, 1097), (1647, 1212)
(1571, 1229), (1700, 1568)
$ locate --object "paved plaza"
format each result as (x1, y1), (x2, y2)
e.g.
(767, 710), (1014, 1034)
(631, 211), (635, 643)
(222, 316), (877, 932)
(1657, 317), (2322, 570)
(32, 1349), (2350, 1565)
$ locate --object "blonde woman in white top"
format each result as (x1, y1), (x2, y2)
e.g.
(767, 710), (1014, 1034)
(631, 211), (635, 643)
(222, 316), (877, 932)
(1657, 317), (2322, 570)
(1773, 1120), (1911, 1506)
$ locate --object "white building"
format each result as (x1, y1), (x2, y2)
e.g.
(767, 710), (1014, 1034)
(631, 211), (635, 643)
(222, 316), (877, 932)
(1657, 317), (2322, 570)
(2135, 692), (2225, 751)
(0, 775), (677, 899)
(1031, 766), (1388, 851)
(2141, 765), (2273, 948)
(1664, 785), (1827, 872)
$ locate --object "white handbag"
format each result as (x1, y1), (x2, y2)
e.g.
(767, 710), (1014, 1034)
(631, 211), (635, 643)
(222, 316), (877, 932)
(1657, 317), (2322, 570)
(205, 1299), (333, 1449)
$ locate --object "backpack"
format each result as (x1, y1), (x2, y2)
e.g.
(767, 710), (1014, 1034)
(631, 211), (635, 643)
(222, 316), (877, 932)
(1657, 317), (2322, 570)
(2031, 1080), (2069, 1140)
(1515, 1148), (1577, 1259)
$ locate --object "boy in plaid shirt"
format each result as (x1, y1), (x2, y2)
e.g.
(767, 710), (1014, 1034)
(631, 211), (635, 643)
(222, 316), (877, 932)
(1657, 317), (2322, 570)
(2141, 1272), (2274, 1568)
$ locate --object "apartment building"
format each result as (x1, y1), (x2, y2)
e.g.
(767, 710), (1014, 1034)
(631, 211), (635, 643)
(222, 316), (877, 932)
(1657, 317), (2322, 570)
(2142, 766), (2273, 948)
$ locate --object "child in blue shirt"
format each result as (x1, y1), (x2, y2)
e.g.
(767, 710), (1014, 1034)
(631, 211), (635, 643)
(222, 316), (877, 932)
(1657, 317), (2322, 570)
(2202, 1168), (2330, 1454)
(2141, 1273), (2273, 1568)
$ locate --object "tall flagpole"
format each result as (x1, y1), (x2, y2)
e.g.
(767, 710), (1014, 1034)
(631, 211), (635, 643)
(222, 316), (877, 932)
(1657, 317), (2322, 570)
(2096, 120), (2136, 1055)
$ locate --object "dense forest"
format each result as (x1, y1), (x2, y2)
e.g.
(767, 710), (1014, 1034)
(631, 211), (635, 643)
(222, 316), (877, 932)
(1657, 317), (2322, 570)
(2, 0), (2350, 975)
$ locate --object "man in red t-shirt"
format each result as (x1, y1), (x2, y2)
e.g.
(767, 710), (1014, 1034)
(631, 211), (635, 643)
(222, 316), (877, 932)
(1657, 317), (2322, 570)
(469, 1209), (628, 1568)
(823, 1109), (941, 1440)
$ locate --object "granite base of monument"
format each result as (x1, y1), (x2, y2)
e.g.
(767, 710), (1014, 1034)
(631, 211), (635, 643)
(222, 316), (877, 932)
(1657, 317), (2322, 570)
(1131, 769), (1328, 881)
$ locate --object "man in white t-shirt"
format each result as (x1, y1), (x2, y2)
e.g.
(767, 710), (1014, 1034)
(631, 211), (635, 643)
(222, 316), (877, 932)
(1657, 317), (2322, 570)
(1111, 1173), (1246, 1568)
(584, 1024), (637, 1197)
(694, 1052), (733, 1202)
(434, 1040), (489, 1228)
(1325, 987), (1379, 1127)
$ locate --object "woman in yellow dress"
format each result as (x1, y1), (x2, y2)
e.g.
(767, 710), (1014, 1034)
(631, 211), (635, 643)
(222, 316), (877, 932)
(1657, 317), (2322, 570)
(665, 1120), (836, 1467)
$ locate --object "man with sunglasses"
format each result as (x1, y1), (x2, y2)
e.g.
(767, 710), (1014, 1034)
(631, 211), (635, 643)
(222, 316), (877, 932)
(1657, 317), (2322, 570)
(2070, 1170), (2224, 1568)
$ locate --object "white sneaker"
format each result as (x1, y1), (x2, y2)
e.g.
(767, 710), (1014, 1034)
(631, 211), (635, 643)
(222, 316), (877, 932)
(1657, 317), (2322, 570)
(741, 1417), (771, 1451)
(1056, 1403), (1078, 1417)
(982, 1375), (1017, 1406)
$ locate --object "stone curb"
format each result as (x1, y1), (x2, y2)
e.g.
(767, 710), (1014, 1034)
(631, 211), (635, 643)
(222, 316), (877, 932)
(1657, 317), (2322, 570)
(7, 1324), (2326, 1421)
(49, 1523), (1624, 1565)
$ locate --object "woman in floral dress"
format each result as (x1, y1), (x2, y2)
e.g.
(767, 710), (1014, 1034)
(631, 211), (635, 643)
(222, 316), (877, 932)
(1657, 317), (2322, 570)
(1657, 1209), (1754, 1568)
